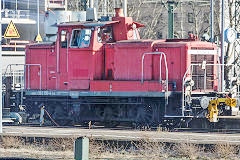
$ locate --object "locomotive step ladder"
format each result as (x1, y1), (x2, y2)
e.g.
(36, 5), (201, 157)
(182, 63), (238, 117)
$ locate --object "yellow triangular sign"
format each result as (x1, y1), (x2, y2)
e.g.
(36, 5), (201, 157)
(35, 34), (43, 42)
(4, 20), (20, 38)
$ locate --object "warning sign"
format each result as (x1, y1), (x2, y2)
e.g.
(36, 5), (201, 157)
(4, 20), (20, 38)
(35, 34), (43, 42)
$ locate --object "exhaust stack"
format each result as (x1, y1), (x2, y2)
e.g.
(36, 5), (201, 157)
(115, 8), (124, 17)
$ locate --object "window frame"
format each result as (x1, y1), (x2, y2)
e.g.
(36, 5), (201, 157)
(60, 29), (68, 48)
(97, 26), (114, 43)
(70, 28), (92, 48)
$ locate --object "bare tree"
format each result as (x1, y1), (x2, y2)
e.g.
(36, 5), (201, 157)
(68, 0), (86, 11)
(128, 0), (211, 39)
(128, 0), (165, 39)
(66, 0), (212, 40)
(179, 1), (210, 39)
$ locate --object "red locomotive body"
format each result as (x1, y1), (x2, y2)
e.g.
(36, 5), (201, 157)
(7, 8), (239, 128)
(25, 35), (218, 92)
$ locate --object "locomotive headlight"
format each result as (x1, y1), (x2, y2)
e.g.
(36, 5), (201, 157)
(200, 96), (210, 109)
(2, 84), (6, 92)
(225, 106), (230, 110)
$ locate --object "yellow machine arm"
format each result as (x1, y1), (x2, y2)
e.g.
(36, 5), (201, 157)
(207, 97), (237, 122)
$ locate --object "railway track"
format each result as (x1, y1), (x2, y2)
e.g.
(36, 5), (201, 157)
(3, 125), (240, 145)
(172, 127), (240, 134)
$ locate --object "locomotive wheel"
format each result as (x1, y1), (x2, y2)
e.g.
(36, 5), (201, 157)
(103, 106), (120, 127)
(135, 104), (154, 125)
(95, 105), (120, 127)
(103, 121), (120, 128)
(50, 104), (74, 126)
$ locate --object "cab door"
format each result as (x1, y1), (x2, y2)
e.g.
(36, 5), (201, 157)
(47, 48), (57, 90)
(67, 28), (92, 90)
(57, 29), (69, 90)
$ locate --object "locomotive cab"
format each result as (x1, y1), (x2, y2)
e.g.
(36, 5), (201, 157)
(46, 8), (145, 91)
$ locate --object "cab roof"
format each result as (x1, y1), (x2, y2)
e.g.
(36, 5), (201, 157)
(57, 20), (119, 28)
(57, 20), (144, 28)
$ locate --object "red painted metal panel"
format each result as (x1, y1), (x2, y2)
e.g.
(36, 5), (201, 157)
(69, 79), (90, 90)
(153, 42), (189, 91)
(153, 40), (218, 91)
(153, 46), (186, 91)
(112, 17), (131, 41)
(92, 50), (104, 80)
(105, 45), (115, 80)
(112, 16), (143, 41)
(90, 80), (163, 92)
(67, 50), (91, 90)
(25, 43), (57, 90)
(114, 41), (153, 80)
(25, 47), (48, 90)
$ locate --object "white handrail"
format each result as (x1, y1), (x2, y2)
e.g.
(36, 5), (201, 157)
(141, 51), (169, 106)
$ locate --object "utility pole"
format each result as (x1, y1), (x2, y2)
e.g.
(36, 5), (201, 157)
(221, 0), (225, 92)
(37, 0), (39, 36)
(166, 0), (210, 39)
(0, 0), (3, 134)
(123, 0), (127, 16)
(90, 0), (94, 8)
(210, 0), (214, 42)
(167, 0), (175, 39)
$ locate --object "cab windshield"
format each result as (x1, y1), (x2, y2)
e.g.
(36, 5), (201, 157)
(70, 28), (92, 48)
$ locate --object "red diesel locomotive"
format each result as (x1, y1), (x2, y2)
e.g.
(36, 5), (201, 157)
(5, 8), (239, 128)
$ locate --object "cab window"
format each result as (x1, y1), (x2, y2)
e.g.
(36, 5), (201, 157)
(70, 29), (92, 48)
(97, 26), (113, 43)
(60, 30), (68, 48)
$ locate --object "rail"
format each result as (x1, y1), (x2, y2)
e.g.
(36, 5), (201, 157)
(3, 64), (24, 90)
(2, 63), (42, 90)
(141, 52), (169, 106)
(181, 63), (237, 117)
(2, 9), (30, 19)
(2, 40), (30, 51)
